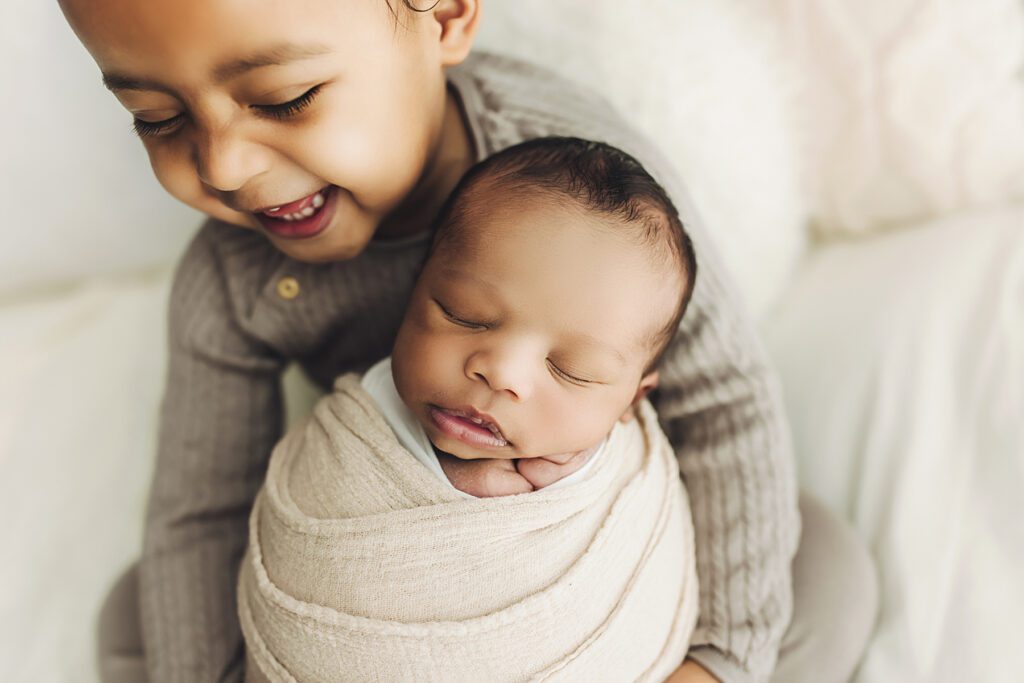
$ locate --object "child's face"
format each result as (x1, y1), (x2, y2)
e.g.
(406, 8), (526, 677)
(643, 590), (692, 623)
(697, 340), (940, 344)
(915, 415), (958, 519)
(392, 194), (679, 462)
(60, 0), (474, 263)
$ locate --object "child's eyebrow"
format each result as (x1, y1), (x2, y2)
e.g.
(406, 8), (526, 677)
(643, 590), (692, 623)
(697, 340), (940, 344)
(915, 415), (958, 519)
(101, 42), (333, 93)
(212, 43), (333, 82)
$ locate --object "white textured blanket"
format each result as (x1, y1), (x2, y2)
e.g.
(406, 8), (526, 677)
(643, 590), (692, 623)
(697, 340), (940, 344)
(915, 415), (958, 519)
(238, 375), (697, 682)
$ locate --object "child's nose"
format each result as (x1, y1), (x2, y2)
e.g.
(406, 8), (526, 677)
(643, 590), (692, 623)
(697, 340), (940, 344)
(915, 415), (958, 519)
(465, 348), (535, 402)
(193, 127), (269, 193)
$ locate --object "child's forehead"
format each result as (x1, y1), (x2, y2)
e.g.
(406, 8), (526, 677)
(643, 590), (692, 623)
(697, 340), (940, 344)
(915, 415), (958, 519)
(61, 0), (390, 74)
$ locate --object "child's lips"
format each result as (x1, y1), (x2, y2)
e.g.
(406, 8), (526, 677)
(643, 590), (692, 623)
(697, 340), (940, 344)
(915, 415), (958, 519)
(429, 405), (511, 449)
(253, 186), (337, 240)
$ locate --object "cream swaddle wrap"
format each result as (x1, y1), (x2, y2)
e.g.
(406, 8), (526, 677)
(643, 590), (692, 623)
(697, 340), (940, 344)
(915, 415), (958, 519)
(238, 374), (698, 682)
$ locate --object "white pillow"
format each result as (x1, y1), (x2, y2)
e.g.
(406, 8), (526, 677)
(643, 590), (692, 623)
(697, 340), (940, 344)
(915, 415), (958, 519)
(0, 0), (202, 297)
(477, 0), (808, 320)
(762, 204), (1024, 681)
(767, 0), (1024, 238)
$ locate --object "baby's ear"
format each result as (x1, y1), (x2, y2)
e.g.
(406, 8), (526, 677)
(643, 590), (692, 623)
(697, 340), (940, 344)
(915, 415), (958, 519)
(431, 0), (480, 66)
(618, 371), (660, 423)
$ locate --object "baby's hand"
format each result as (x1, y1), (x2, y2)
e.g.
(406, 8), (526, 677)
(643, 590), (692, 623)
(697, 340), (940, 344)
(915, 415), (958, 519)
(435, 452), (535, 497)
(515, 447), (596, 490)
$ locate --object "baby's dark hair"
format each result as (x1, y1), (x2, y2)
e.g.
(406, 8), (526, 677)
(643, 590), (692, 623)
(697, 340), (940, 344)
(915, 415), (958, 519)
(431, 136), (698, 373)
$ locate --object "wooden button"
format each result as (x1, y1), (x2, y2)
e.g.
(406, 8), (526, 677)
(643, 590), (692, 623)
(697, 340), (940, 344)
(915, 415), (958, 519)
(276, 276), (300, 300)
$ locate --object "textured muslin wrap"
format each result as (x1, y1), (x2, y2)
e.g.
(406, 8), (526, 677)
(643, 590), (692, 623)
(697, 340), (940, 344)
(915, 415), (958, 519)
(238, 375), (698, 682)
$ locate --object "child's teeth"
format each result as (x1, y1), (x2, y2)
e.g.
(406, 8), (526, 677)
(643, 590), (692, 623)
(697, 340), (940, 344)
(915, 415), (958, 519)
(264, 190), (327, 220)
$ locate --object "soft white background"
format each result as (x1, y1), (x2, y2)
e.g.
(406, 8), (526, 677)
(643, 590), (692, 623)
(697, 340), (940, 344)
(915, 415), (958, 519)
(1, 0), (1022, 681)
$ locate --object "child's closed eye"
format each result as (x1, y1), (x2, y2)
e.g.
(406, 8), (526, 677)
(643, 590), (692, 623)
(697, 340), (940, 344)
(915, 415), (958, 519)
(131, 84), (326, 138)
(252, 84), (324, 120)
(132, 114), (184, 138)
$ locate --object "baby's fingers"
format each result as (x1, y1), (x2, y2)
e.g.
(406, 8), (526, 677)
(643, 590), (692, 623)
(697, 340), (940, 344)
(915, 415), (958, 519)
(516, 456), (581, 490)
(438, 455), (534, 497)
(478, 465), (535, 497)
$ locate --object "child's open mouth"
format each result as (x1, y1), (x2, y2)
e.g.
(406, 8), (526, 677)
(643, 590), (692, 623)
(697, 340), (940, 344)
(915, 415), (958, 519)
(254, 186), (337, 239)
(429, 406), (511, 449)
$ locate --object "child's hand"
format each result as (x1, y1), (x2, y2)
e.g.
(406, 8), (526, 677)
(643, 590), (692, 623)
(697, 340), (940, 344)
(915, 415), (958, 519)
(436, 453), (535, 497)
(514, 447), (596, 490)
(663, 659), (720, 683)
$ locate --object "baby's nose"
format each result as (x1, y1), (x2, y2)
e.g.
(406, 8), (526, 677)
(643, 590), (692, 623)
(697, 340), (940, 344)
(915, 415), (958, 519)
(466, 350), (534, 402)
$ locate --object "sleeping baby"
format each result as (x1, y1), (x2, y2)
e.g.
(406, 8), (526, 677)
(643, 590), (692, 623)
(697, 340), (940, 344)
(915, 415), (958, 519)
(238, 137), (701, 682)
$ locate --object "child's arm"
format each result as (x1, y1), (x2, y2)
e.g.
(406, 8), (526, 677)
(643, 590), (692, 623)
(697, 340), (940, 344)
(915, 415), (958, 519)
(639, 152), (801, 680)
(140, 226), (286, 683)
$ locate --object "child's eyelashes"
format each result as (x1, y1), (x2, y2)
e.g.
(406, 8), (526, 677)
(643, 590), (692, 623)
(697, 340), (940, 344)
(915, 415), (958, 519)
(130, 84), (325, 138)
(252, 84), (323, 120)
(132, 114), (184, 139)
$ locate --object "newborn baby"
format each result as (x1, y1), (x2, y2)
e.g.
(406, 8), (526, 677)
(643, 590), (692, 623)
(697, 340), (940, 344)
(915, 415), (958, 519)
(368, 135), (696, 499)
(239, 137), (700, 683)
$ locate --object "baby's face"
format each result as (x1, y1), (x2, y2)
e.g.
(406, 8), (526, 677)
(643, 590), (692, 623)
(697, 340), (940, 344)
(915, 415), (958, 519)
(392, 194), (680, 461)
(59, 0), (471, 263)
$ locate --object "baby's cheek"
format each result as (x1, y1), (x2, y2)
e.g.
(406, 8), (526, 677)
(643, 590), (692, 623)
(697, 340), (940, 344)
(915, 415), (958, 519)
(548, 408), (606, 452)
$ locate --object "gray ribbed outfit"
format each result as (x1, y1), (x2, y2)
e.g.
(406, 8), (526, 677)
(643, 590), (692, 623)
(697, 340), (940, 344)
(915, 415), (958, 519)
(99, 53), (876, 682)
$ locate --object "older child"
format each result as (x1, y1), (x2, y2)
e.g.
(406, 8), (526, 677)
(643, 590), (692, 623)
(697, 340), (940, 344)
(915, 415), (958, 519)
(60, 1), (877, 681)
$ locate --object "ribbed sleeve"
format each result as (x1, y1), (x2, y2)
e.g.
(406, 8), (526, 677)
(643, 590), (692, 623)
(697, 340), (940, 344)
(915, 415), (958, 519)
(140, 227), (285, 683)
(653, 236), (800, 682)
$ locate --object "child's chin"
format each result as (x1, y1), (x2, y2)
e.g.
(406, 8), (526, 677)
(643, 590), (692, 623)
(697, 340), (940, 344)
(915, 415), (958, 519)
(270, 234), (368, 264)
